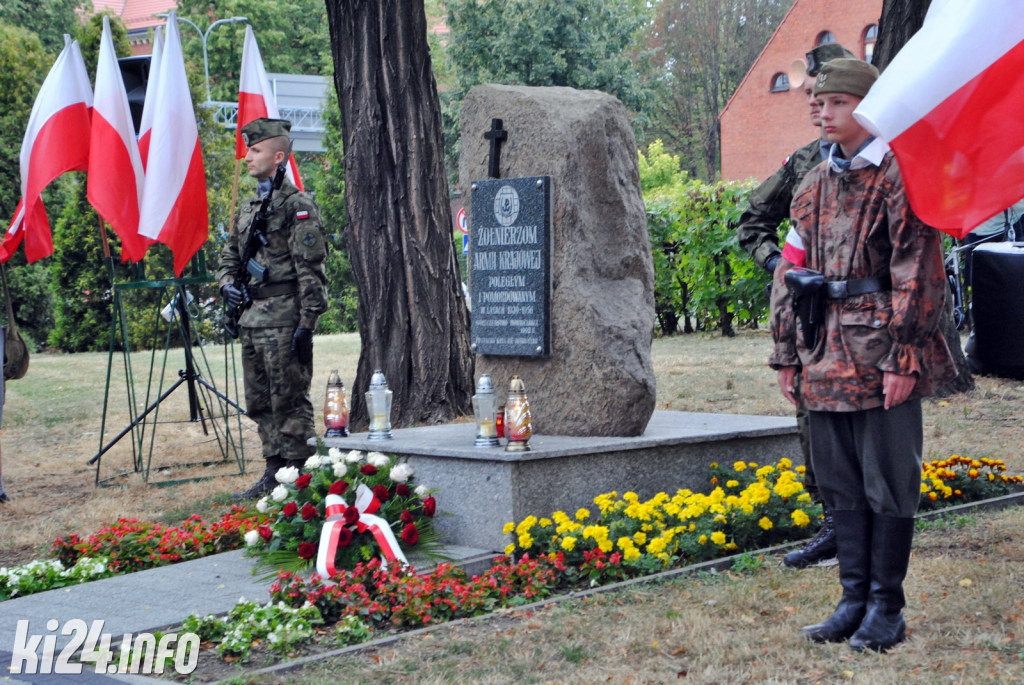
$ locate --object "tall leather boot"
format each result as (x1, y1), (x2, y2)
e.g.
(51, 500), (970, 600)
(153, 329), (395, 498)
(784, 503), (838, 568)
(801, 509), (871, 642)
(848, 514), (915, 652)
(233, 455), (287, 500)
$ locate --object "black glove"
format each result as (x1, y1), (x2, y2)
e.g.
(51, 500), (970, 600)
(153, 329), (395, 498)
(221, 283), (243, 309)
(291, 326), (314, 365)
(764, 254), (781, 274)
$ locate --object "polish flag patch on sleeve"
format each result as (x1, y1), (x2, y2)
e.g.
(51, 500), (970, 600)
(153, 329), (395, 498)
(296, 210), (310, 220)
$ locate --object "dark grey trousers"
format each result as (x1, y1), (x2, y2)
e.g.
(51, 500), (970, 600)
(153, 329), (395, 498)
(808, 400), (923, 518)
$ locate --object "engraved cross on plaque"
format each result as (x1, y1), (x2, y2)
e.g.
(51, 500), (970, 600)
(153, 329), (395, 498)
(484, 118), (508, 179)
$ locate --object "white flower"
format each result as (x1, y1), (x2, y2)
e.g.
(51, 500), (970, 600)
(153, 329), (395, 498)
(367, 451), (390, 468)
(271, 484), (289, 501)
(328, 447), (344, 463)
(389, 463), (413, 483)
(244, 530), (261, 546)
(256, 497), (270, 513)
(304, 455), (322, 470)
(275, 466), (299, 484)
(345, 449), (364, 464)
(332, 461), (348, 478)
(414, 484), (429, 497)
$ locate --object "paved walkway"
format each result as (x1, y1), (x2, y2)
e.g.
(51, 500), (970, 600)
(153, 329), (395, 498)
(1, 545), (492, 683)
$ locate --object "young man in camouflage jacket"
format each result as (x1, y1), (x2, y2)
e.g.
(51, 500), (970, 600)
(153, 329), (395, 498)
(735, 42), (854, 569)
(217, 118), (329, 499)
(769, 59), (954, 652)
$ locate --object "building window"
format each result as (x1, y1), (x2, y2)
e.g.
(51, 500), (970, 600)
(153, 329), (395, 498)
(863, 24), (878, 62)
(770, 73), (789, 93)
(816, 30), (836, 46)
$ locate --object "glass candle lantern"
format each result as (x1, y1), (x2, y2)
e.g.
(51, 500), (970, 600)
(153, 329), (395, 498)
(323, 369), (349, 437)
(365, 369), (393, 440)
(472, 374), (500, 447)
(503, 375), (532, 452)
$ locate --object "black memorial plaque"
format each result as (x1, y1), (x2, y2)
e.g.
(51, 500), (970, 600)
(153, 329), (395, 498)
(469, 176), (552, 356)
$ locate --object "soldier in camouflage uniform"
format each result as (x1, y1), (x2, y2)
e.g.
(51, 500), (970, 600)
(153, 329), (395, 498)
(217, 118), (329, 500)
(735, 42), (853, 569)
(769, 59), (954, 652)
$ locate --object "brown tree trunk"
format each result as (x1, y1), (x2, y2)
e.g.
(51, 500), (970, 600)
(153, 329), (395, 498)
(871, 0), (974, 396)
(325, 0), (474, 429)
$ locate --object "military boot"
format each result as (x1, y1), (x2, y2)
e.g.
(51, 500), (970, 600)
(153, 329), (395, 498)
(848, 514), (915, 652)
(801, 509), (871, 643)
(234, 456), (287, 500)
(784, 504), (838, 568)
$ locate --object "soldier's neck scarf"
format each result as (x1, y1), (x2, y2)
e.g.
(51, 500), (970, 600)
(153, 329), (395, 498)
(257, 177), (273, 197)
(827, 136), (876, 174)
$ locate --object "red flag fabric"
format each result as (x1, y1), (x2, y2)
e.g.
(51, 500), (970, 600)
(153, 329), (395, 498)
(88, 16), (149, 262)
(1, 38), (93, 263)
(854, 0), (1024, 237)
(137, 25), (163, 168)
(137, 14), (209, 276)
(236, 25), (303, 190)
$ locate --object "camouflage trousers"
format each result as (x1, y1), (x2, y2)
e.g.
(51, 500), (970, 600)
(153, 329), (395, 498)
(241, 326), (315, 462)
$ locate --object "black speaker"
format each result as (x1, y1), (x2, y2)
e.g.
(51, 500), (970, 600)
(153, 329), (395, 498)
(966, 241), (1024, 378)
(117, 55), (152, 135)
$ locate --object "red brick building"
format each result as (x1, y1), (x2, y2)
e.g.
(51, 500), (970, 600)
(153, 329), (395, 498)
(720, 0), (882, 182)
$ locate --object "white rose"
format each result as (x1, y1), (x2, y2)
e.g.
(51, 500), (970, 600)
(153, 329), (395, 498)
(271, 484), (289, 501)
(367, 451), (390, 468)
(256, 497), (270, 513)
(244, 530), (261, 546)
(414, 484), (429, 497)
(345, 449), (364, 464)
(389, 463), (413, 483)
(328, 447), (344, 463)
(304, 455), (322, 470)
(275, 466), (299, 484)
(333, 462), (348, 478)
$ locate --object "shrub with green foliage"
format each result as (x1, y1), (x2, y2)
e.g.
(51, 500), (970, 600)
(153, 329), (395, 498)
(641, 142), (764, 335)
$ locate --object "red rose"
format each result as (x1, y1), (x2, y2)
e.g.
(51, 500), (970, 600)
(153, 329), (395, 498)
(401, 523), (419, 545)
(295, 474), (312, 489)
(329, 480), (349, 495)
(258, 525), (273, 542)
(336, 527), (354, 547)
(297, 542), (317, 559)
(343, 507), (360, 525)
(301, 502), (318, 521)
(282, 501), (299, 518)
(395, 483), (411, 497)
(422, 496), (436, 517)
(400, 509), (414, 524)
(360, 464), (378, 476)
(372, 485), (390, 502)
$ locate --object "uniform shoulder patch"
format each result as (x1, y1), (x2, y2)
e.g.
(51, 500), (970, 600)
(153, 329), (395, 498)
(296, 210), (310, 220)
(302, 231), (317, 247)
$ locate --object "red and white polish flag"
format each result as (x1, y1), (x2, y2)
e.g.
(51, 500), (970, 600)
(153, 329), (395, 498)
(854, 0), (1024, 237)
(88, 16), (149, 262)
(137, 13), (209, 276)
(137, 24), (163, 168)
(1, 37), (92, 263)
(236, 25), (303, 190)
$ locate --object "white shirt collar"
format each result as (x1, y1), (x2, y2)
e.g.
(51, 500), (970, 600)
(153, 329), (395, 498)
(827, 136), (891, 173)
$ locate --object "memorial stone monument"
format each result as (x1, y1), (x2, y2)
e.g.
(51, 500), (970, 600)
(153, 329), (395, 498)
(460, 84), (656, 437)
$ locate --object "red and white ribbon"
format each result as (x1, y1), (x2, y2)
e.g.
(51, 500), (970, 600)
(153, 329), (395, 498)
(316, 483), (408, 579)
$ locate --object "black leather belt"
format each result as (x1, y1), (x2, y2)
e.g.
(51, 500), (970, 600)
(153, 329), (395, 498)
(249, 280), (298, 300)
(825, 275), (891, 299)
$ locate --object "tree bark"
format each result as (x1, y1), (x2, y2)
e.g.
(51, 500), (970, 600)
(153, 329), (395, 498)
(325, 0), (474, 429)
(871, 0), (974, 396)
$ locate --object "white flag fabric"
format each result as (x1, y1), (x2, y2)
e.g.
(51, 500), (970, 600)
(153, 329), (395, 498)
(137, 24), (163, 167)
(854, 0), (1024, 236)
(137, 13), (209, 276)
(236, 25), (303, 189)
(88, 15), (149, 262)
(1, 37), (92, 263)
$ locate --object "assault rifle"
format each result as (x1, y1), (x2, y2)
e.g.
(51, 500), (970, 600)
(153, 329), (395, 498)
(222, 150), (290, 339)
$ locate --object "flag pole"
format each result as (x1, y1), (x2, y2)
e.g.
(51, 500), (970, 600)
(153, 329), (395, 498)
(228, 158), (242, 233)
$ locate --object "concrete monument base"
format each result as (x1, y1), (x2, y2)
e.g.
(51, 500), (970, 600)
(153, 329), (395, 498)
(318, 411), (798, 553)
